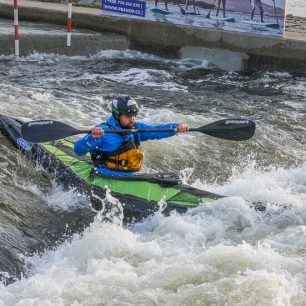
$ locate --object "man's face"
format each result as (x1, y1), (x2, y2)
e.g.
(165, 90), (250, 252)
(119, 114), (136, 128)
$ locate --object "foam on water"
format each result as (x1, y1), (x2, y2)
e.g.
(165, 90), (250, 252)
(1, 46), (306, 304)
(191, 161), (306, 206)
(23, 184), (89, 211)
(1, 162), (306, 304)
(0, 49), (204, 65)
(101, 68), (188, 92)
(0, 50), (213, 128)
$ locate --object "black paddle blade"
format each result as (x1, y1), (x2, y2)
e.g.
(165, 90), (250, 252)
(197, 118), (256, 141)
(21, 120), (88, 143)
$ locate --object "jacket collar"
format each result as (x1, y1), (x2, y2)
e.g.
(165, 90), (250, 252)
(106, 115), (121, 129)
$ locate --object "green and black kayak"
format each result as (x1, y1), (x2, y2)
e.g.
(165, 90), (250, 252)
(0, 114), (225, 221)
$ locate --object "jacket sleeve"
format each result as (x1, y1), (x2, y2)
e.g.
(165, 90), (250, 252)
(74, 134), (104, 156)
(137, 122), (178, 141)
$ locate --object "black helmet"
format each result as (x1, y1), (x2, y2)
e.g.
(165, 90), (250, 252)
(112, 95), (139, 117)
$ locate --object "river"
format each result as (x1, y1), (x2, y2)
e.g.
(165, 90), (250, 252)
(0, 49), (305, 304)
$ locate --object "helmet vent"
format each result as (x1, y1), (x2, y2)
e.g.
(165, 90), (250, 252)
(127, 99), (137, 106)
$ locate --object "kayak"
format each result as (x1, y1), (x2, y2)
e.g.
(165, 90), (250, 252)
(0, 114), (224, 221)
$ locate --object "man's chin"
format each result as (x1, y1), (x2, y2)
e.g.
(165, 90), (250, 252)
(122, 124), (134, 129)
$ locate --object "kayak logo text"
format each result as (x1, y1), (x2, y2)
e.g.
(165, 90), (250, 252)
(17, 138), (32, 151)
(28, 120), (54, 127)
(225, 120), (249, 125)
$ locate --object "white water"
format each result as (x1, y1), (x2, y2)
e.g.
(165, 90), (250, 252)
(0, 50), (305, 304)
(1, 164), (306, 305)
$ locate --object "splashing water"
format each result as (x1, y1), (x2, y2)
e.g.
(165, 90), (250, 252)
(0, 49), (305, 304)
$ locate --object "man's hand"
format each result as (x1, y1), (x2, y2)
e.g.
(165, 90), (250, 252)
(91, 127), (105, 138)
(176, 124), (189, 133)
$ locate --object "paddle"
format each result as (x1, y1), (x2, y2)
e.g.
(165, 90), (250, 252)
(21, 118), (255, 143)
(21, 119), (256, 143)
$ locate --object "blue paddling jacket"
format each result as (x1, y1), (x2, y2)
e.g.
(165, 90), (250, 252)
(74, 115), (178, 176)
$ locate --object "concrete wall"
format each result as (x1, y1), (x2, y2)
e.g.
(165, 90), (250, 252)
(0, 31), (129, 55)
(0, 0), (305, 73)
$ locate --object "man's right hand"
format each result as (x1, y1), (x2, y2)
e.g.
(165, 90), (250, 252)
(91, 127), (104, 138)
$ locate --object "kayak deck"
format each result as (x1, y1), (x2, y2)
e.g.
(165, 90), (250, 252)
(43, 139), (222, 207)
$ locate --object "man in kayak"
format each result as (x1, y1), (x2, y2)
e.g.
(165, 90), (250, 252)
(250, 0), (264, 23)
(74, 94), (189, 177)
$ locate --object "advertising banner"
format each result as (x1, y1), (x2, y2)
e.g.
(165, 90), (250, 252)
(101, 0), (286, 37)
(102, 0), (146, 17)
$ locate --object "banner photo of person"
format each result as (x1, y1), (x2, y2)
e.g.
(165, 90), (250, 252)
(101, 0), (286, 37)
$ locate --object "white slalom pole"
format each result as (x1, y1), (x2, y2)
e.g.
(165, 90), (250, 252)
(14, 0), (19, 56)
(67, 0), (72, 47)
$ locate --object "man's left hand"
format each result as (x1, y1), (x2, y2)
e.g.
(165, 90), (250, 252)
(176, 124), (189, 133)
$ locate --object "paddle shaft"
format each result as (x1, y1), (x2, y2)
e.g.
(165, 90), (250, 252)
(77, 128), (205, 134)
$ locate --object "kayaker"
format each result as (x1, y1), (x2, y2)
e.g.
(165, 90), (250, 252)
(74, 94), (189, 177)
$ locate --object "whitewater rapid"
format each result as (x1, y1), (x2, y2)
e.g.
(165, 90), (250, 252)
(0, 50), (305, 305)
(1, 164), (306, 305)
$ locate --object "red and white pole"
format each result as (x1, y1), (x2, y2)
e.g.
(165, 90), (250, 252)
(67, 0), (72, 47)
(14, 0), (19, 56)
